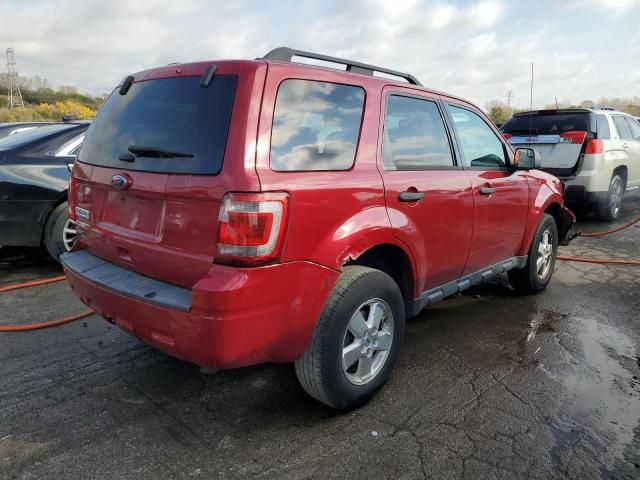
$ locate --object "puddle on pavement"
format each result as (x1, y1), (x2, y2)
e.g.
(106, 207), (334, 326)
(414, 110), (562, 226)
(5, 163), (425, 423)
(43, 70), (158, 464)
(538, 316), (639, 473)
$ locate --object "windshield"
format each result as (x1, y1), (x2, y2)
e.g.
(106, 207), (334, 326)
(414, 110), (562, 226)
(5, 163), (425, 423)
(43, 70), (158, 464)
(501, 112), (593, 136)
(80, 75), (237, 175)
(0, 124), (74, 150)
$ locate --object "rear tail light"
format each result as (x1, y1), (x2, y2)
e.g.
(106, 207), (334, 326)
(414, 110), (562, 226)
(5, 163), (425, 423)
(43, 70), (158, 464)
(559, 131), (587, 145)
(585, 139), (603, 154)
(215, 192), (289, 266)
(68, 175), (77, 221)
(502, 133), (513, 141)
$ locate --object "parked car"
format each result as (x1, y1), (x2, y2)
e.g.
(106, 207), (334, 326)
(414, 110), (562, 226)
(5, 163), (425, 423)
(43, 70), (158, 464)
(0, 122), (54, 139)
(501, 107), (640, 220)
(62, 47), (574, 409)
(0, 122), (89, 259)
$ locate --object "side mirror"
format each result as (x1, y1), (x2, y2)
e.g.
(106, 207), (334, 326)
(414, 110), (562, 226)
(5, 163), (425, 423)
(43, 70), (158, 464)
(514, 147), (541, 170)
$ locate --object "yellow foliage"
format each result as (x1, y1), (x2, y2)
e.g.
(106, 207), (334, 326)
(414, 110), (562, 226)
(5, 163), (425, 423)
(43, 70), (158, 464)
(0, 100), (96, 123)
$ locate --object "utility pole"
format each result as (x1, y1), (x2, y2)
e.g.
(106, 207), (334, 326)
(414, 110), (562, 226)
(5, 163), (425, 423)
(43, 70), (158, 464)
(6, 48), (25, 109)
(506, 89), (513, 108)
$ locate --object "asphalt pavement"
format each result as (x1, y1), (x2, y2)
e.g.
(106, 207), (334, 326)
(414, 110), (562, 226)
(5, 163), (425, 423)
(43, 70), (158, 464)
(1, 196), (639, 480)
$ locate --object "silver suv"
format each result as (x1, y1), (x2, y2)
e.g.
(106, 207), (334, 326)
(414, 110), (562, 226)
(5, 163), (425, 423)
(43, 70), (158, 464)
(501, 107), (640, 220)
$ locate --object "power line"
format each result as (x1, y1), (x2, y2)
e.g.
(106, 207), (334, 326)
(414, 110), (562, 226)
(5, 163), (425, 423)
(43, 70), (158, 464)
(6, 47), (25, 109)
(506, 89), (513, 108)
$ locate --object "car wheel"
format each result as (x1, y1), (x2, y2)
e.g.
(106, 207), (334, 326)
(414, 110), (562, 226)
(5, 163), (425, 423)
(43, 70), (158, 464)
(596, 174), (625, 221)
(294, 266), (405, 410)
(44, 202), (78, 261)
(508, 213), (558, 294)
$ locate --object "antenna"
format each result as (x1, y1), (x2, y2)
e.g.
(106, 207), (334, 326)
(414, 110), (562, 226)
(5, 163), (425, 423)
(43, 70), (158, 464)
(5, 48), (25, 109)
(555, 97), (559, 109)
(528, 62), (534, 146)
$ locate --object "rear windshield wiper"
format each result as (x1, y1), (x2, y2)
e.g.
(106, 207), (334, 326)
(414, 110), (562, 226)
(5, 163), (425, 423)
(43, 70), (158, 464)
(127, 145), (194, 158)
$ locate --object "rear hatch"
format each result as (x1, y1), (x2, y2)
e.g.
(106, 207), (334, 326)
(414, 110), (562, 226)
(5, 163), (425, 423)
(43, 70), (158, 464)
(501, 110), (596, 176)
(73, 62), (260, 288)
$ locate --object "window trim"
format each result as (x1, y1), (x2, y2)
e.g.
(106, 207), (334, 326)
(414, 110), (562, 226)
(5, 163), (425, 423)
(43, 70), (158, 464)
(268, 77), (367, 173)
(380, 91), (460, 172)
(444, 102), (513, 171)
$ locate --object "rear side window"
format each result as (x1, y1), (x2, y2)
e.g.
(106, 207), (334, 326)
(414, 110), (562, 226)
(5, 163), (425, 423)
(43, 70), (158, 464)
(501, 112), (592, 135)
(448, 105), (505, 168)
(612, 116), (632, 139)
(625, 117), (640, 140)
(383, 95), (453, 169)
(596, 114), (611, 139)
(80, 75), (237, 174)
(270, 79), (365, 171)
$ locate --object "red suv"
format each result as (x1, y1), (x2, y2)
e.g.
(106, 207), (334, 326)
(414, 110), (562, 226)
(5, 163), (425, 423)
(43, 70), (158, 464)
(63, 48), (574, 409)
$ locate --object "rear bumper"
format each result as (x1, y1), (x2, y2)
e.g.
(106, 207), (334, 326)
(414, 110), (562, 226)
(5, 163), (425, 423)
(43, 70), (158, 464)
(62, 250), (339, 369)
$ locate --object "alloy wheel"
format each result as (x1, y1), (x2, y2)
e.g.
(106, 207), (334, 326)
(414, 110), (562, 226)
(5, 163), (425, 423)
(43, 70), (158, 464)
(63, 218), (78, 251)
(609, 178), (623, 218)
(342, 298), (394, 386)
(536, 229), (554, 280)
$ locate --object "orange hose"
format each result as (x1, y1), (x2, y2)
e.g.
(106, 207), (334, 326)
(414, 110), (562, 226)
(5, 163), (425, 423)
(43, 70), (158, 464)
(557, 255), (640, 265)
(0, 275), (66, 293)
(0, 275), (93, 332)
(580, 215), (640, 237)
(0, 310), (94, 332)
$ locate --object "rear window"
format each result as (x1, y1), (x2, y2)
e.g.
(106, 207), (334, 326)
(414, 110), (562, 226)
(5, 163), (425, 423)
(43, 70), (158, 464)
(270, 79), (365, 171)
(80, 75), (237, 174)
(501, 112), (593, 136)
(596, 114), (611, 139)
(0, 124), (74, 151)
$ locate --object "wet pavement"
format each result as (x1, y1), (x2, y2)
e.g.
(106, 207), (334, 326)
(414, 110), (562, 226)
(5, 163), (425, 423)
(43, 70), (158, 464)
(1, 196), (639, 480)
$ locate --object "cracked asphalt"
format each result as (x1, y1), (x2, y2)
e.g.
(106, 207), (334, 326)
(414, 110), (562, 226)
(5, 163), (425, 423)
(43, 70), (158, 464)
(1, 196), (639, 480)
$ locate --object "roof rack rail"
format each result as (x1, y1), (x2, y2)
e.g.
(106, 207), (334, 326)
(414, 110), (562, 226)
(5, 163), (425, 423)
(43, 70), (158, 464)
(262, 47), (422, 86)
(592, 105), (615, 111)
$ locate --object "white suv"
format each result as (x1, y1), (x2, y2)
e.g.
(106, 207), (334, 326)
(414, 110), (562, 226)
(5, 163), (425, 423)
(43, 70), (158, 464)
(501, 107), (640, 220)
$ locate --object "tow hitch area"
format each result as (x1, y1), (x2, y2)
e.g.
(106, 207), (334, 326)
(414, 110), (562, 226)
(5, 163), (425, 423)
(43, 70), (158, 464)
(559, 206), (579, 246)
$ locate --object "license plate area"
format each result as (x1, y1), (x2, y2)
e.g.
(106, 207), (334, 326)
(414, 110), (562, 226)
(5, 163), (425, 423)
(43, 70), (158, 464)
(99, 191), (165, 240)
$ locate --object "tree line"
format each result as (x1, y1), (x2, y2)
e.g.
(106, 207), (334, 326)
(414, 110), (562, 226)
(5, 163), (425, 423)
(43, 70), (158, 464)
(0, 74), (106, 122)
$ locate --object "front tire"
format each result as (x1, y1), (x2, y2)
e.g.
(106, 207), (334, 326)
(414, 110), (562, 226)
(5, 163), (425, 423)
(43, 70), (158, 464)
(295, 266), (405, 410)
(508, 213), (558, 294)
(596, 174), (625, 221)
(43, 202), (77, 261)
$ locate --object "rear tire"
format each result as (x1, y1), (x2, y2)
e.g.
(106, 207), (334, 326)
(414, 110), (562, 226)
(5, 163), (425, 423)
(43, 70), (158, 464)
(596, 174), (625, 221)
(508, 213), (558, 294)
(295, 266), (405, 410)
(43, 202), (77, 261)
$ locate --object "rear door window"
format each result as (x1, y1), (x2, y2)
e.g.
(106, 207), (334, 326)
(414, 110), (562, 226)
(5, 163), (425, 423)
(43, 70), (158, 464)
(625, 117), (640, 140)
(270, 79), (365, 171)
(612, 116), (633, 140)
(80, 75), (237, 174)
(448, 105), (506, 168)
(383, 95), (454, 169)
(596, 114), (611, 139)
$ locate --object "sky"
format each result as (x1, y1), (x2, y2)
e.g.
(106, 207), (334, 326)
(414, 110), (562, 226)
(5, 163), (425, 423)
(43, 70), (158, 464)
(1, 0), (639, 109)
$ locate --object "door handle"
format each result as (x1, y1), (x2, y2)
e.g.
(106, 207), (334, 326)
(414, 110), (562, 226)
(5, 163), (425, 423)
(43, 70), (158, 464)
(399, 191), (424, 202)
(479, 186), (496, 195)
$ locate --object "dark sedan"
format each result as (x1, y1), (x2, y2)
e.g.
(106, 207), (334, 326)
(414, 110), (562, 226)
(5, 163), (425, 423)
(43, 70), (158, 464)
(0, 122), (54, 139)
(0, 122), (89, 259)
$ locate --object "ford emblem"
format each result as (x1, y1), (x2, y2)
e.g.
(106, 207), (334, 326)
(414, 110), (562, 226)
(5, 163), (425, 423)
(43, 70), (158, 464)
(111, 174), (131, 190)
